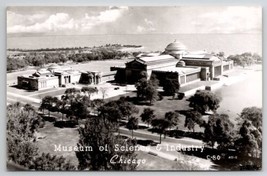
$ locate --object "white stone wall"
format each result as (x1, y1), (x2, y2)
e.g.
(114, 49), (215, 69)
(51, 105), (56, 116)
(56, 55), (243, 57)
(46, 77), (59, 88)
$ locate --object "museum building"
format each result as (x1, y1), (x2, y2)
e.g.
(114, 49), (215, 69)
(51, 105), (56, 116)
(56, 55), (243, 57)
(17, 64), (104, 91)
(111, 41), (234, 86)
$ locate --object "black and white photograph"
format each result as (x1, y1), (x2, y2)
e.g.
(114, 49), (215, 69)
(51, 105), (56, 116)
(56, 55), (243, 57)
(6, 6), (262, 171)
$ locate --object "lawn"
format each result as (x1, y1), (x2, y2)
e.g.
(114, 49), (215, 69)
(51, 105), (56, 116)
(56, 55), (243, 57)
(36, 121), (80, 166)
(36, 120), (211, 170)
(108, 92), (204, 133)
(65, 59), (129, 74)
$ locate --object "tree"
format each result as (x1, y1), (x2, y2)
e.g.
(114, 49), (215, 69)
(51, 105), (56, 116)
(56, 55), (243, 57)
(217, 52), (225, 58)
(99, 87), (108, 100)
(203, 114), (234, 148)
(140, 108), (155, 127)
(126, 117), (139, 138)
(184, 110), (203, 132)
(146, 82), (158, 105)
(252, 53), (262, 62)
(65, 88), (80, 96)
(236, 121), (261, 156)
(164, 111), (180, 129)
(235, 107), (262, 158)
(98, 101), (123, 130)
(7, 102), (74, 170)
(32, 55), (45, 67)
(70, 101), (89, 119)
(135, 78), (148, 99)
(138, 70), (148, 80)
(90, 99), (104, 113)
(238, 107), (262, 129)
(151, 118), (170, 143)
(39, 96), (54, 117)
(75, 117), (137, 170)
(59, 53), (68, 63)
(49, 97), (60, 114)
(227, 55), (244, 66)
(135, 78), (158, 105)
(163, 78), (180, 99)
(150, 74), (159, 88)
(117, 97), (139, 120)
(24, 103), (36, 113)
(31, 153), (76, 171)
(7, 102), (43, 141)
(81, 86), (98, 100)
(56, 100), (66, 121)
(188, 90), (221, 114)
(227, 52), (260, 67)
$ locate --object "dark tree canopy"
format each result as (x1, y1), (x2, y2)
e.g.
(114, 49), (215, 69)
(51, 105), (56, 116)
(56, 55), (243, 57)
(117, 97), (139, 120)
(7, 46), (132, 72)
(76, 117), (137, 170)
(227, 52), (261, 67)
(146, 82), (159, 105)
(163, 78), (180, 98)
(39, 96), (55, 116)
(135, 78), (158, 105)
(65, 88), (80, 95)
(126, 117), (139, 138)
(235, 107), (262, 158)
(7, 102), (75, 170)
(81, 86), (98, 100)
(98, 101), (123, 128)
(140, 108), (156, 127)
(203, 114), (234, 148)
(184, 110), (203, 132)
(164, 111), (180, 129)
(150, 74), (159, 88)
(151, 118), (170, 143)
(126, 117), (139, 130)
(188, 90), (221, 114)
(138, 70), (148, 80)
(235, 120), (261, 159)
(135, 78), (148, 99)
(239, 107), (262, 129)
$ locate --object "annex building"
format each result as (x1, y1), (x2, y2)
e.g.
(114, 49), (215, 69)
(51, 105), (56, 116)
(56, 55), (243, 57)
(111, 41), (234, 86)
(17, 64), (104, 91)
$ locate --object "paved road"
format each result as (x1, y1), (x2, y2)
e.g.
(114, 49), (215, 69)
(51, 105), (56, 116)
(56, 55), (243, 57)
(119, 127), (203, 146)
(7, 92), (41, 107)
(6, 92), (204, 148)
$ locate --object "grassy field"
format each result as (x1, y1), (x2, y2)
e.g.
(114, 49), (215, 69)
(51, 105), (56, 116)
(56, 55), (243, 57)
(64, 59), (129, 74)
(108, 92), (204, 133)
(36, 120), (211, 170)
(36, 121), (80, 166)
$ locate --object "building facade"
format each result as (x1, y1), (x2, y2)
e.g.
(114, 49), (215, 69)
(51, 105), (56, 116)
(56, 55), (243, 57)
(17, 65), (104, 91)
(111, 40), (233, 86)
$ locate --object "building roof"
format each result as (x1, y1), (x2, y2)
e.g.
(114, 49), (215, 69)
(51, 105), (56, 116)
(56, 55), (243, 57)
(34, 68), (52, 77)
(19, 74), (57, 80)
(153, 66), (201, 75)
(135, 54), (177, 66)
(48, 63), (60, 69)
(165, 40), (187, 52)
(182, 53), (221, 61)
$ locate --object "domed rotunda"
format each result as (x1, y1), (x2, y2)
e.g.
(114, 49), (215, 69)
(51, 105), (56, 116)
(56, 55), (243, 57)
(164, 40), (187, 60)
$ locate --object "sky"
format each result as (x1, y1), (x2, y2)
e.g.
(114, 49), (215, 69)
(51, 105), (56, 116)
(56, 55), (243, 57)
(6, 6), (262, 35)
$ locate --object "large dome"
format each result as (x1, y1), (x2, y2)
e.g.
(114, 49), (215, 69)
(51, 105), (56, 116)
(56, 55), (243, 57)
(165, 40), (187, 52)
(48, 63), (60, 69)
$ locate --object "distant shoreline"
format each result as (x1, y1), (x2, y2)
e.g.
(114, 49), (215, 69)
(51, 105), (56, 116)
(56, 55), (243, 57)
(7, 44), (143, 52)
(7, 33), (262, 56)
